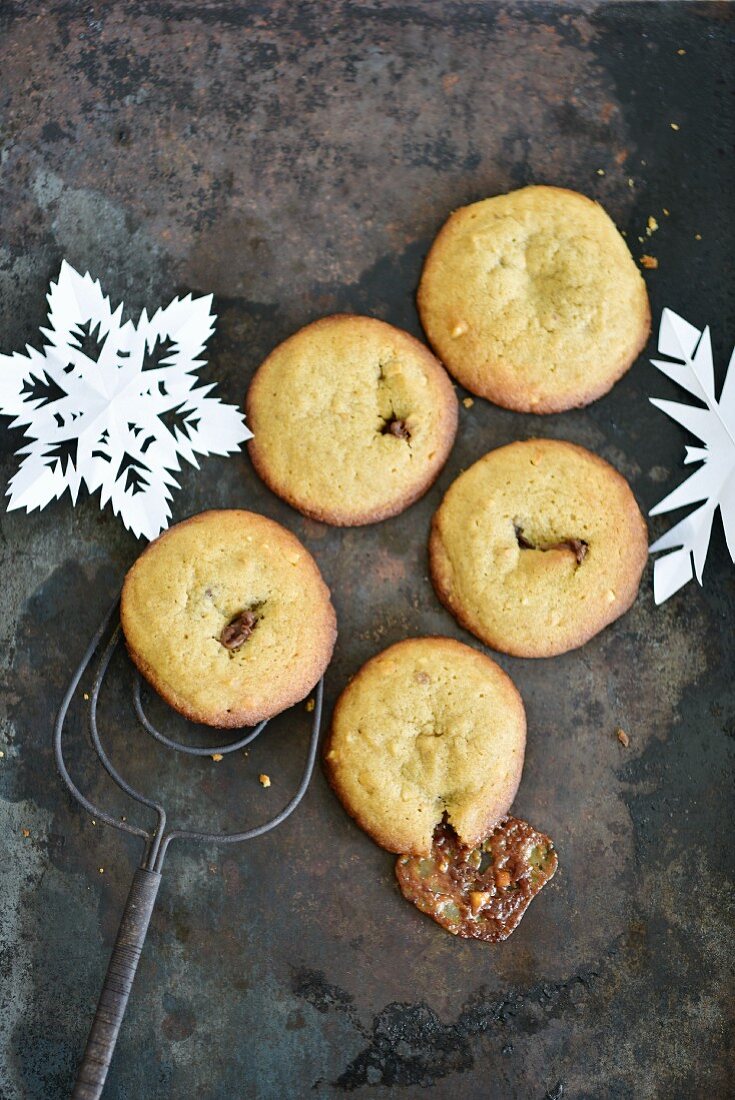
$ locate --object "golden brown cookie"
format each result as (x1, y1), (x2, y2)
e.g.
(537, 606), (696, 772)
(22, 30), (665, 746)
(417, 185), (651, 413)
(324, 637), (526, 855)
(120, 510), (337, 727)
(246, 315), (458, 526)
(429, 439), (648, 657)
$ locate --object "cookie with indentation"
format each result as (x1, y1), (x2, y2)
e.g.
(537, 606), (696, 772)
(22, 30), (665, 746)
(324, 637), (526, 855)
(246, 315), (458, 526)
(121, 510), (337, 727)
(429, 439), (647, 657)
(417, 185), (651, 413)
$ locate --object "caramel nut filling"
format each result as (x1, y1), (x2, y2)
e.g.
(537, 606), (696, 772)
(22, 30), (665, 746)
(220, 609), (258, 650)
(382, 417), (411, 440)
(396, 816), (557, 942)
(514, 524), (588, 565)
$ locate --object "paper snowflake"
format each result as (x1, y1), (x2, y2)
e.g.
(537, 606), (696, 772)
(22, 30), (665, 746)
(0, 261), (251, 540)
(649, 308), (735, 604)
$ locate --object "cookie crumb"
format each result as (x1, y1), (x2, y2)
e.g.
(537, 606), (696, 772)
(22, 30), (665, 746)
(21, 828), (30, 838)
(0, 751), (4, 758)
(462, 397), (474, 409)
(640, 255), (658, 270)
(695, 233), (702, 241)
(677, 48), (686, 55)
(99, 867), (104, 874)
(451, 321), (468, 338)
(670, 122), (680, 131)
(596, 168), (605, 176)
(647, 216), (659, 235)
(259, 773), (271, 788)
(663, 208), (670, 216)
(83, 692), (89, 701)
(211, 753), (223, 762)
(305, 698), (315, 713)
(616, 727), (630, 748)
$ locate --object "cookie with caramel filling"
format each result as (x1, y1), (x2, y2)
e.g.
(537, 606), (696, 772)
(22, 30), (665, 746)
(246, 315), (458, 526)
(429, 439), (647, 657)
(121, 510), (337, 727)
(324, 637), (526, 855)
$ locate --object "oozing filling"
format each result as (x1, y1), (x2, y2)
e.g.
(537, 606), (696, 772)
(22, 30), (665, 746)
(395, 816), (557, 942)
(514, 524), (588, 565)
(220, 609), (259, 650)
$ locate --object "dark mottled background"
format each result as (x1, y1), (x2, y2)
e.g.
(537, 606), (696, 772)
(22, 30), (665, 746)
(0, 2), (733, 1098)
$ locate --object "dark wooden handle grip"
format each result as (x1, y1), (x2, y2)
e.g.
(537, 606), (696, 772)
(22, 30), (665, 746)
(72, 867), (161, 1100)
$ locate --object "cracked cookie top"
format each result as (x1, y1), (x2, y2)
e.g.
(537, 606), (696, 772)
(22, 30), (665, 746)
(121, 509), (337, 727)
(324, 637), (526, 855)
(246, 315), (458, 526)
(429, 439), (648, 657)
(417, 185), (651, 413)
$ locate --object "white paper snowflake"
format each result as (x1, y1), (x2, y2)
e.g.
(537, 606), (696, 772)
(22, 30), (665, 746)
(0, 261), (251, 540)
(649, 308), (735, 604)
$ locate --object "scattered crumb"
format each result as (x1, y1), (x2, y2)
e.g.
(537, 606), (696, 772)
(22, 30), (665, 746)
(616, 728), (630, 748)
(663, 208), (670, 216)
(98, 867), (104, 874)
(695, 233), (702, 241)
(21, 828), (30, 838)
(646, 216), (659, 235)
(209, 863), (217, 874)
(121, 815), (127, 822)
(596, 168), (605, 176)
(305, 698), (315, 713)
(91, 819), (96, 826)
(670, 122), (680, 131)
(640, 255), (659, 269)
(259, 773), (271, 788)
(83, 692), (89, 701)
(677, 48), (686, 56)
(0, 750), (4, 759)
(211, 753), (223, 762)
(628, 178), (634, 188)
(242, 751), (249, 758)
(462, 397), (474, 409)
(637, 236), (645, 243)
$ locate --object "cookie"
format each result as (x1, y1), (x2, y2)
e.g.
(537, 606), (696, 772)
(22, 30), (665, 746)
(417, 185), (651, 413)
(246, 315), (458, 526)
(324, 637), (526, 855)
(429, 439), (648, 657)
(120, 510), (337, 728)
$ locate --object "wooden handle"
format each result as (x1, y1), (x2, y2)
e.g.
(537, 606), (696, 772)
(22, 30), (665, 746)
(72, 867), (161, 1100)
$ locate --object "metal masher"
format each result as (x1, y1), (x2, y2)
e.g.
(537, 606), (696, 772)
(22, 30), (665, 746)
(54, 594), (324, 1100)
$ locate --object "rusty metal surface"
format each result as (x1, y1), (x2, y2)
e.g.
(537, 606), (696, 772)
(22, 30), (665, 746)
(0, 2), (733, 1097)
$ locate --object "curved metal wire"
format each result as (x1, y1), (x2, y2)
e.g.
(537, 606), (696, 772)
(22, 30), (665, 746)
(150, 678), (323, 872)
(54, 594), (151, 847)
(55, 598), (326, 874)
(133, 675), (269, 756)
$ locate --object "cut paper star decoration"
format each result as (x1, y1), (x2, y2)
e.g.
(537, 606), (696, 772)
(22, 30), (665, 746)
(649, 308), (735, 604)
(0, 261), (250, 540)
